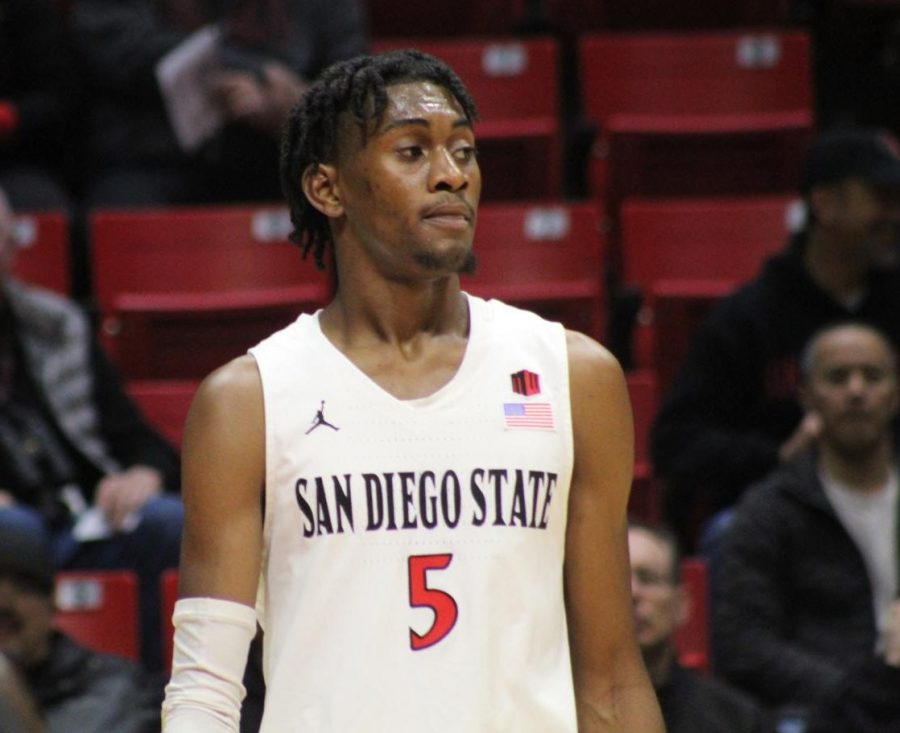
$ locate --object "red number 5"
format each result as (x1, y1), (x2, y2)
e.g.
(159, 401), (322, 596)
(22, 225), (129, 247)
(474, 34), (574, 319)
(408, 554), (458, 651)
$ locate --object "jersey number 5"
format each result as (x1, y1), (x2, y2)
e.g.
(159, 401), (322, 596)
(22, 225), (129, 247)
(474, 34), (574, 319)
(408, 554), (458, 651)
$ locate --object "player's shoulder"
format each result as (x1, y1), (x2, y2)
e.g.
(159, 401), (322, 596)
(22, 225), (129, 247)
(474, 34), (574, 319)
(565, 329), (625, 385)
(191, 355), (263, 422)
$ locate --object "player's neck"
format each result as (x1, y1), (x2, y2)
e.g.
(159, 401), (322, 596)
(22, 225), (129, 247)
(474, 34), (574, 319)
(819, 439), (894, 494)
(323, 275), (468, 350)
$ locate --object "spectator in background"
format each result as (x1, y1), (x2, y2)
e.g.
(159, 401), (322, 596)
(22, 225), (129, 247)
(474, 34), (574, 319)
(650, 126), (900, 553)
(0, 653), (46, 733)
(0, 524), (163, 733)
(0, 0), (76, 211)
(70, 0), (367, 207)
(0, 187), (182, 671)
(628, 521), (773, 733)
(714, 322), (900, 731)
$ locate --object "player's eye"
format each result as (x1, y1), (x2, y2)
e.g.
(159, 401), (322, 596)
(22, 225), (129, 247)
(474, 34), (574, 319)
(452, 145), (477, 164)
(397, 146), (425, 160)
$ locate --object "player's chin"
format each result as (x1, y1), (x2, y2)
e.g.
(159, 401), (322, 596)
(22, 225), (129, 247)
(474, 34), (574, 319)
(413, 244), (476, 275)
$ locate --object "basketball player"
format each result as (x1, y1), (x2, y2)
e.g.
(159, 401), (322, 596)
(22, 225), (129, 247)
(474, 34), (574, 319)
(161, 50), (663, 732)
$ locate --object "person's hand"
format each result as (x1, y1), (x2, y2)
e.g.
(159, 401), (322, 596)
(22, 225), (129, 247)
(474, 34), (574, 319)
(257, 62), (308, 134)
(211, 69), (267, 122)
(778, 411), (822, 463)
(210, 63), (306, 137)
(94, 466), (163, 532)
(0, 490), (15, 508)
(886, 599), (900, 668)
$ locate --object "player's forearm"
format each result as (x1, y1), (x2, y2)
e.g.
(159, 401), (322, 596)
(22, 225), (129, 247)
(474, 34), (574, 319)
(575, 681), (665, 733)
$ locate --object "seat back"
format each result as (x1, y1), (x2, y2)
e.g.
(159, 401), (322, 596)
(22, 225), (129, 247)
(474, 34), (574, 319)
(160, 568), (179, 674)
(90, 205), (332, 379)
(371, 37), (563, 200)
(621, 194), (796, 292)
(578, 31), (813, 208)
(674, 557), (710, 671)
(462, 200), (606, 339)
(580, 31), (812, 122)
(539, 0), (791, 35)
(621, 194), (796, 388)
(626, 369), (660, 523)
(54, 570), (140, 660)
(127, 380), (199, 450)
(8, 211), (70, 295)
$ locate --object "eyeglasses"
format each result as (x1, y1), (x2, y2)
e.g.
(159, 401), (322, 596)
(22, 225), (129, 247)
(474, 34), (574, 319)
(631, 567), (676, 589)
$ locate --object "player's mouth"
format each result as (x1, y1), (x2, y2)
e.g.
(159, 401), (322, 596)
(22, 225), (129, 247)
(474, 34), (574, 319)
(421, 202), (473, 230)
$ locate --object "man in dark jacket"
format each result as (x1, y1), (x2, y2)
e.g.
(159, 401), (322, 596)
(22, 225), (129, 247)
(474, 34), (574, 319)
(651, 126), (900, 552)
(0, 189), (182, 671)
(629, 521), (773, 733)
(70, 0), (367, 207)
(0, 525), (162, 733)
(714, 322), (900, 730)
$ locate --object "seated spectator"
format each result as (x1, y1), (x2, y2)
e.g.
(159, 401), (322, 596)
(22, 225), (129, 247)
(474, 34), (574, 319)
(628, 521), (773, 733)
(0, 524), (162, 733)
(650, 126), (900, 552)
(714, 322), (900, 731)
(0, 0), (76, 211)
(0, 653), (46, 733)
(0, 187), (182, 671)
(69, 0), (367, 207)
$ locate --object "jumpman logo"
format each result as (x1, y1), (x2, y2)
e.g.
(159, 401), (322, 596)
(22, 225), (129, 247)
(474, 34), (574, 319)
(305, 400), (340, 434)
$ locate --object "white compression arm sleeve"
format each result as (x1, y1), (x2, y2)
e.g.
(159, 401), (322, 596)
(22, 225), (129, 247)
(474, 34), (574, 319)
(162, 597), (258, 733)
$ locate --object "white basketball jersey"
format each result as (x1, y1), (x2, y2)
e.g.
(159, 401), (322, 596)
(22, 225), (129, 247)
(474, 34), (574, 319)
(249, 294), (577, 732)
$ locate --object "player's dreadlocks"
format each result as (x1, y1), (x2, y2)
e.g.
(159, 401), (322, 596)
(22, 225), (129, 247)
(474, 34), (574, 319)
(279, 49), (479, 270)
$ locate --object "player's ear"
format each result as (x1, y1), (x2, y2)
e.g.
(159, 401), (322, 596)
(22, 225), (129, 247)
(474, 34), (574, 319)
(302, 163), (343, 218)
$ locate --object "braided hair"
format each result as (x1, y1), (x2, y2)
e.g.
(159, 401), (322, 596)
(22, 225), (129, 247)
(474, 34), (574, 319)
(279, 50), (478, 270)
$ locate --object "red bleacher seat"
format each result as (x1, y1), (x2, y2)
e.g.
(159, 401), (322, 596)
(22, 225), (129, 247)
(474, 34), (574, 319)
(461, 200), (606, 340)
(54, 570), (140, 660)
(8, 211), (70, 295)
(674, 557), (710, 671)
(620, 194), (796, 391)
(578, 31), (813, 222)
(90, 205), (333, 380)
(161, 568), (179, 673)
(621, 194), (796, 294)
(371, 37), (563, 201)
(626, 369), (660, 523)
(540, 0), (791, 33)
(127, 380), (199, 450)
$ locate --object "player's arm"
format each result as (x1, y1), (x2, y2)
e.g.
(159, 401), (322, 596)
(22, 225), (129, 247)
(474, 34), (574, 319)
(162, 355), (266, 733)
(564, 331), (664, 733)
(178, 354), (265, 603)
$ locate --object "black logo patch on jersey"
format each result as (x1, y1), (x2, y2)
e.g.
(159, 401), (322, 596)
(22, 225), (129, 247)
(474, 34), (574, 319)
(305, 400), (340, 434)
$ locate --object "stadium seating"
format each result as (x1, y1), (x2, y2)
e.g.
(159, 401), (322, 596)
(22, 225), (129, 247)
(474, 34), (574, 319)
(674, 557), (710, 671)
(626, 369), (660, 523)
(8, 211), (70, 295)
(127, 380), (199, 450)
(620, 194), (797, 391)
(371, 37), (563, 201)
(90, 205), (332, 380)
(161, 568), (178, 673)
(461, 200), (606, 340)
(54, 570), (140, 660)
(540, 0), (791, 34)
(578, 30), (813, 225)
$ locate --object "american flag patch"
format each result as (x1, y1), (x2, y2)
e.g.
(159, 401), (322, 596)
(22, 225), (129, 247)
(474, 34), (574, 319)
(503, 402), (554, 430)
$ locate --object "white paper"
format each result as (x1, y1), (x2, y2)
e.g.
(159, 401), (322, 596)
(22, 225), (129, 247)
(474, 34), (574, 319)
(71, 506), (141, 542)
(155, 24), (225, 152)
